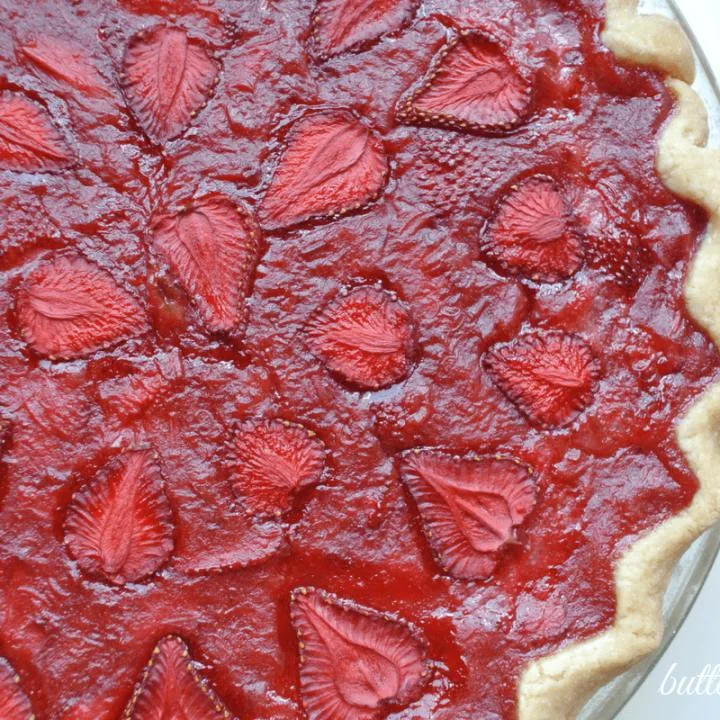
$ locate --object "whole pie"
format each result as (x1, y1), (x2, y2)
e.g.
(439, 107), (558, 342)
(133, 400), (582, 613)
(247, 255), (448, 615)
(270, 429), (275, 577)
(1, 0), (720, 719)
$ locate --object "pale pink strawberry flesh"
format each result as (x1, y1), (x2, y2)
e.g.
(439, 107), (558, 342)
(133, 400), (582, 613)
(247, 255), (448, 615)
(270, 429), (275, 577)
(312, 0), (418, 58)
(0, 1), (717, 719)
(291, 588), (429, 719)
(405, 31), (532, 131)
(0, 92), (74, 171)
(231, 419), (327, 517)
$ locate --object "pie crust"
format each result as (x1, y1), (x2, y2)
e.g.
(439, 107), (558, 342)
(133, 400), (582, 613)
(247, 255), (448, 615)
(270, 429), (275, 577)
(518, 1), (720, 717)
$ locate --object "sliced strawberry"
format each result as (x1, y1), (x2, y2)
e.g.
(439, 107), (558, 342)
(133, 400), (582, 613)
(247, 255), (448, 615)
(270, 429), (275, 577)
(399, 450), (536, 579)
(260, 110), (388, 230)
(480, 176), (584, 282)
(0, 92), (74, 171)
(398, 30), (532, 133)
(586, 229), (652, 289)
(306, 286), (414, 389)
(290, 587), (429, 720)
(18, 36), (109, 98)
(98, 371), (171, 421)
(124, 636), (233, 720)
(0, 657), (33, 720)
(64, 450), (175, 584)
(121, 24), (219, 144)
(17, 256), (145, 359)
(485, 330), (600, 428)
(175, 515), (285, 575)
(11, 372), (92, 450)
(152, 196), (260, 332)
(311, 0), (418, 58)
(230, 419), (327, 518)
(97, 353), (184, 421)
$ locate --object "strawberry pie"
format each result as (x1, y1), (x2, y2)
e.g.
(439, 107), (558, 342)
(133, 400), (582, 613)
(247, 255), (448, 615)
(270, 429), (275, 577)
(1, 0), (720, 719)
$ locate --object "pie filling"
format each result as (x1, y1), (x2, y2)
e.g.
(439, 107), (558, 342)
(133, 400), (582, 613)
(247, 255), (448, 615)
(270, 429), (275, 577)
(0, 0), (718, 718)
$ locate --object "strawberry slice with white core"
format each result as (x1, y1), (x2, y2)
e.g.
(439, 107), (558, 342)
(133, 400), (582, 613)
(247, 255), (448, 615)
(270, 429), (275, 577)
(64, 450), (175, 584)
(291, 587), (430, 720)
(481, 176), (584, 282)
(260, 110), (388, 229)
(486, 330), (600, 428)
(399, 450), (536, 579)
(306, 286), (414, 390)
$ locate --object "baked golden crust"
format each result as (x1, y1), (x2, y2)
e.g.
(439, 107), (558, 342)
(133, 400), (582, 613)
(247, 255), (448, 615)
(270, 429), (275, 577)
(517, 2), (720, 718)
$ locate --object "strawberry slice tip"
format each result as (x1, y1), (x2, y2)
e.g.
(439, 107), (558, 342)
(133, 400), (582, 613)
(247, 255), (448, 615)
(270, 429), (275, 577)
(123, 636), (233, 720)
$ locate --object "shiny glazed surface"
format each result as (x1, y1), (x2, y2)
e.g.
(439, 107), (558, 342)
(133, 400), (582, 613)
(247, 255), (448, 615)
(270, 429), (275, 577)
(0, 0), (718, 718)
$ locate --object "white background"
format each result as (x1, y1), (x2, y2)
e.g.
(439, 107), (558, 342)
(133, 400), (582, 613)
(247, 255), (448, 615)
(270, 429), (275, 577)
(618, 1), (720, 718)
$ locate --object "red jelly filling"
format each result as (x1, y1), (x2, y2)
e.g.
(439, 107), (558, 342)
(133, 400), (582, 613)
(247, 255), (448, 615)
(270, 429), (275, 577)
(0, 0), (717, 718)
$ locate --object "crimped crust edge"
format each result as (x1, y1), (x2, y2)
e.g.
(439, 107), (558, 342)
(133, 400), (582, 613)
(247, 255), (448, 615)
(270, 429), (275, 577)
(517, 1), (720, 717)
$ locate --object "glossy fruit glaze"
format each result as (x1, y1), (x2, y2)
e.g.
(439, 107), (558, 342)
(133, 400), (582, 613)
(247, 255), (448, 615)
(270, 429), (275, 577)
(0, 0), (718, 718)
